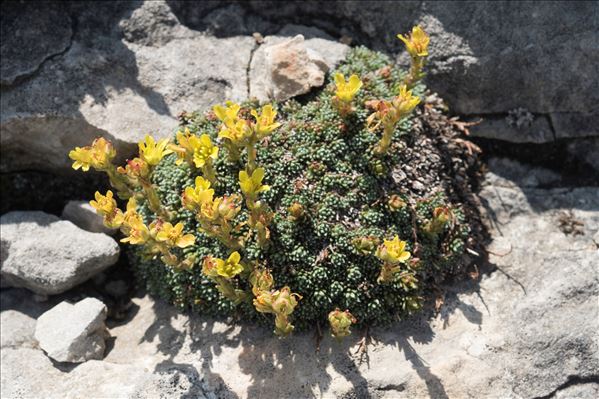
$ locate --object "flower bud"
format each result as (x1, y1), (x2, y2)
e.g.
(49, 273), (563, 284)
(328, 309), (357, 339)
(388, 194), (406, 210)
(288, 202), (305, 221)
(352, 236), (379, 255)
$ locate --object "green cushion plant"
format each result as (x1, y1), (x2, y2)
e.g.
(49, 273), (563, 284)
(70, 27), (476, 338)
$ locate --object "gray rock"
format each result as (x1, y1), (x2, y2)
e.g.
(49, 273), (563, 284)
(1, 0), (254, 172)
(554, 383), (599, 399)
(469, 113), (555, 143)
(551, 111), (599, 140)
(34, 298), (108, 363)
(0, 2), (72, 85)
(1, 288), (53, 350)
(0, 347), (155, 398)
(277, 24), (335, 41)
(486, 157), (561, 188)
(62, 200), (117, 235)
(130, 367), (218, 399)
(0, 211), (120, 295)
(567, 137), (599, 174)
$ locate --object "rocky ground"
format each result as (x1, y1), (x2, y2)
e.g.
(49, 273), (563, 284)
(2, 158), (597, 399)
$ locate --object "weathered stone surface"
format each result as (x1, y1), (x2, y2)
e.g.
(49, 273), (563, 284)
(249, 34), (348, 102)
(0, 347), (154, 398)
(0, 211), (120, 295)
(0, 310), (37, 349)
(0, 2), (72, 85)
(469, 113), (555, 143)
(551, 111), (599, 140)
(34, 298), (108, 363)
(62, 200), (117, 235)
(0, 0), (254, 172)
(554, 383), (599, 399)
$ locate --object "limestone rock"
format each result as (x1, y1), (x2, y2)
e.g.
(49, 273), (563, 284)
(0, 0), (254, 172)
(0, 211), (120, 295)
(0, 347), (154, 398)
(34, 298), (108, 363)
(0, 2), (72, 85)
(469, 112), (555, 143)
(62, 200), (117, 235)
(0, 310), (37, 349)
(249, 34), (349, 102)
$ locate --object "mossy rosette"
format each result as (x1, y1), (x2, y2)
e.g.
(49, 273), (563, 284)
(132, 47), (469, 331)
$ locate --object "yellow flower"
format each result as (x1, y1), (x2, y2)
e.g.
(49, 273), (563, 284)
(213, 101), (241, 122)
(138, 135), (172, 166)
(274, 313), (294, 336)
(90, 190), (118, 217)
(218, 118), (252, 145)
(182, 176), (215, 211)
(251, 104), (281, 138)
(366, 100), (393, 132)
(192, 134), (219, 168)
(170, 128), (193, 166)
(397, 25), (430, 58)
(215, 251), (244, 279)
(328, 309), (357, 339)
(393, 85), (420, 116)
(69, 146), (94, 171)
(155, 222), (196, 248)
(375, 235), (411, 265)
(69, 137), (116, 171)
(120, 218), (150, 245)
(216, 195), (241, 220)
(239, 167), (269, 198)
(122, 197), (142, 226)
(91, 137), (116, 169)
(334, 72), (363, 102)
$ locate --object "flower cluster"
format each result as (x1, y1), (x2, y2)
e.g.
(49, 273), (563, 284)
(251, 268), (302, 337)
(214, 101), (280, 172)
(71, 133), (197, 269)
(91, 191), (195, 268)
(212, 102), (278, 247)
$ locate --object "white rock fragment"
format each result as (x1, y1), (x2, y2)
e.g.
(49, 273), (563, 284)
(34, 298), (108, 363)
(249, 34), (349, 102)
